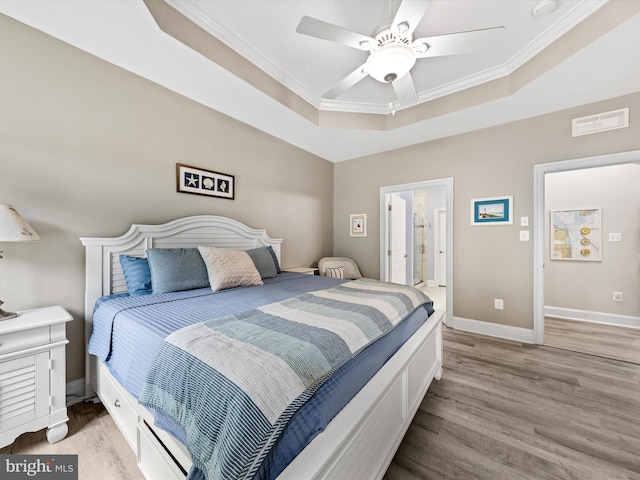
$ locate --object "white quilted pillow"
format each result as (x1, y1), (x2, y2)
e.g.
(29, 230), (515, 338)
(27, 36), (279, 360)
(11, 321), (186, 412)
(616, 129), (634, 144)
(198, 246), (263, 292)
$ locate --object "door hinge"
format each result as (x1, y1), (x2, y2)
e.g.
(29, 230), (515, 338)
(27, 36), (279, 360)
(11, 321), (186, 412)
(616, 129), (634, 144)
(49, 359), (54, 370)
(388, 250), (392, 256)
(388, 204), (392, 211)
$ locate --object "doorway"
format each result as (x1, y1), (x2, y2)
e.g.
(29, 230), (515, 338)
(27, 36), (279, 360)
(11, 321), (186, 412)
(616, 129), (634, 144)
(380, 178), (453, 324)
(533, 150), (640, 363)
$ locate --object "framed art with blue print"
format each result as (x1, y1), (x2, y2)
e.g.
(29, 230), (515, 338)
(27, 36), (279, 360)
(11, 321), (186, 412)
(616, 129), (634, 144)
(470, 195), (513, 225)
(177, 163), (235, 200)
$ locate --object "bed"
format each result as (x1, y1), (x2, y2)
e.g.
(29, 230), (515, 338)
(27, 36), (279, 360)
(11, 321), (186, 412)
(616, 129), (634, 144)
(80, 215), (443, 480)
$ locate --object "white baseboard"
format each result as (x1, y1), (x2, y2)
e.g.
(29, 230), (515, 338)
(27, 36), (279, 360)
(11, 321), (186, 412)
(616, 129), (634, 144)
(544, 306), (640, 329)
(450, 316), (535, 343)
(66, 377), (90, 406)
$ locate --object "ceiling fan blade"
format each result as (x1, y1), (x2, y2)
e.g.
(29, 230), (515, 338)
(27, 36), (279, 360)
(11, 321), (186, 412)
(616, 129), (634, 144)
(322, 64), (369, 99)
(297, 16), (375, 51)
(392, 72), (418, 104)
(391, 0), (430, 38)
(413, 26), (505, 58)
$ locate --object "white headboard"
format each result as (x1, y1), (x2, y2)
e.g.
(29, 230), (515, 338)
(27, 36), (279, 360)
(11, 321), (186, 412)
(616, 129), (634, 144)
(80, 215), (282, 396)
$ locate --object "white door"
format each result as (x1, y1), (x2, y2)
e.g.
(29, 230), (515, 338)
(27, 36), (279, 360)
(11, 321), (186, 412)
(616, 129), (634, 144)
(389, 194), (407, 284)
(435, 208), (447, 287)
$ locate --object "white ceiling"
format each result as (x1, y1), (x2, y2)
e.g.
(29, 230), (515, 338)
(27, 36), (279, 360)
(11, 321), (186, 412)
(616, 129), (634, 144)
(1, 0), (639, 162)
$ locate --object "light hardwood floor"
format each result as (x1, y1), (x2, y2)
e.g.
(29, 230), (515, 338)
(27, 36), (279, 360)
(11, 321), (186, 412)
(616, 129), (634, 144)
(3, 327), (639, 480)
(544, 316), (640, 364)
(386, 328), (640, 480)
(0, 400), (144, 480)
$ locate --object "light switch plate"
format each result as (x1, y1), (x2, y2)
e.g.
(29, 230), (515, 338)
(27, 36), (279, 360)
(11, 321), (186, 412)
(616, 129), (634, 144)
(520, 230), (530, 241)
(520, 216), (529, 227)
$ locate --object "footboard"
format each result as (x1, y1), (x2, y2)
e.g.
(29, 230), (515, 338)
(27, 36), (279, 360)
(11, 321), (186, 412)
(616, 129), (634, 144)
(94, 309), (443, 480)
(279, 309), (443, 480)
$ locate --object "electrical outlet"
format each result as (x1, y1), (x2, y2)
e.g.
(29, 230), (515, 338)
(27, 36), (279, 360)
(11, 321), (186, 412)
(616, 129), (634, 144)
(608, 232), (622, 242)
(612, 292), (623, 302)
(494, 298), (504, 310)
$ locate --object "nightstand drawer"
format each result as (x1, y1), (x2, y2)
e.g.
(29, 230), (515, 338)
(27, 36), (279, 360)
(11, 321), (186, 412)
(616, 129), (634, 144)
(0, 326), (50, 355)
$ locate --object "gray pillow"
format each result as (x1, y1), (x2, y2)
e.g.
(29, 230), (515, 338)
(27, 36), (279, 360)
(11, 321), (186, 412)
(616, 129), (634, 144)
(245, 247), (279, 279)
(146, 248), (210, 294)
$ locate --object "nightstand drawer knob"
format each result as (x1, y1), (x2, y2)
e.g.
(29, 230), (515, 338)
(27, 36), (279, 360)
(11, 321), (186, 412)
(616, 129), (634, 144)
(114, 399), (121, 408)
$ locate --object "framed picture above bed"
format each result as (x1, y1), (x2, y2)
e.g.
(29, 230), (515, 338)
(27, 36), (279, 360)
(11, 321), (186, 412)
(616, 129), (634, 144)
(176, 163), (235, 200)
(470, 195), (513, 225)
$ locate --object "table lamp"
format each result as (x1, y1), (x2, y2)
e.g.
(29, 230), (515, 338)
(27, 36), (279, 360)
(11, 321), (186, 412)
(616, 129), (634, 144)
(0, 204), (41, 320)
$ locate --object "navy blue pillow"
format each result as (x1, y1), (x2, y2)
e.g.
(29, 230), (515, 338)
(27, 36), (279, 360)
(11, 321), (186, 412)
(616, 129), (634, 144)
(146, 248), (210, 294)
(119, 255), (152, 295)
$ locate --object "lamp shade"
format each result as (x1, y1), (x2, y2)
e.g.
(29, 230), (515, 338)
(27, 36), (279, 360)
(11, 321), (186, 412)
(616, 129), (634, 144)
(0, 205), (41, 242)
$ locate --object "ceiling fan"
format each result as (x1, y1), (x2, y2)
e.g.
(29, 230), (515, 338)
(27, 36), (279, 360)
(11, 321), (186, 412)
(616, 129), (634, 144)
(296, 0), (504, 106)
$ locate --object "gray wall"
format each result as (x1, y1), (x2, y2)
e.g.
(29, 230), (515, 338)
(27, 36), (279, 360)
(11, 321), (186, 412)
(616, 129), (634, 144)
(334, 92), (640, 329)
(0, 15), (334, 383)
(545, 163), (640, 317)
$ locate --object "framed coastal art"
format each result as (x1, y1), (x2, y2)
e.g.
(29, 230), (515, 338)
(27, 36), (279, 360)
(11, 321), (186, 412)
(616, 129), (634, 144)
(350, 214), (366, 237)
(470, 195), (513, 225)
(177, 163), (235, 200)
(550, 208), (601, 261)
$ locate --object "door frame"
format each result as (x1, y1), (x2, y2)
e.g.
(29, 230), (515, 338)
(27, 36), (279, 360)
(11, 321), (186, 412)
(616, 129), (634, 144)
(533, 149), (640, 344)
(380, 178), (453, 325)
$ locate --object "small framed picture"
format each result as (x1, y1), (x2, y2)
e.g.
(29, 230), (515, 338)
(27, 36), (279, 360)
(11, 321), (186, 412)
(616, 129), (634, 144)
(176, 163), (235, 200)
(470, 195), (513, 225)
(350, 214), (366, 237)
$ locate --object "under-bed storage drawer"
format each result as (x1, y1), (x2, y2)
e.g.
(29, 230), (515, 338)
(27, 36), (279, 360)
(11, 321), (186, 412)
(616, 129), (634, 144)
(407, 323), (440, 411)
(98, 363), (139, 451)
(138, 422), (185, 480)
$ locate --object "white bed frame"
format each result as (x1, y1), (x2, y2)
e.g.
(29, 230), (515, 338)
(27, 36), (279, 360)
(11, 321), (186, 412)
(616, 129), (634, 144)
(81, 215), (443, 480)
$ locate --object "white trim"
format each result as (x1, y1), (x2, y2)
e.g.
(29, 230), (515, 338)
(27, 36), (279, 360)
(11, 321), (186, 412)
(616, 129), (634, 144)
(380, 178), (454, 327)
(533, 149), (640, 345)
(66, 378), (87, 406)
(450, 317), (534, 344)
(166, 0), (606, 115)
(545, 306), (640, 330)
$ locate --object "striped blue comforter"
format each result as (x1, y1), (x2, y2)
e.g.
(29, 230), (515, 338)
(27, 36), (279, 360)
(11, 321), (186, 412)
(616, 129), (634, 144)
(138, 279), (431, 480)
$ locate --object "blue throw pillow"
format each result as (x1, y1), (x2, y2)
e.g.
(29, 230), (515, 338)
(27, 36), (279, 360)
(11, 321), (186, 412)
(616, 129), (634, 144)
(246, 247), (279, 279)
(119, 255), (152, 295)
(146, 248), (210, 294)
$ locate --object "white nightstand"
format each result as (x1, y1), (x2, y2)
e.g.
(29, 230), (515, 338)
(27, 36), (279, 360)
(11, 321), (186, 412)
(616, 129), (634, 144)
(284, 267), (319, 275)
(0, 305), (72, 448)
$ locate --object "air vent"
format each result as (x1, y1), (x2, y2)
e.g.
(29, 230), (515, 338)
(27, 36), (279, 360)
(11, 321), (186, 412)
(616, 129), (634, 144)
(572, 108), (629, 137)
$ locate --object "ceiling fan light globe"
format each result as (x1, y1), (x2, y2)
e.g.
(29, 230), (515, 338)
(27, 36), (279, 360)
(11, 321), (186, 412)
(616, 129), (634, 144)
(366, 43), (416, 83)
